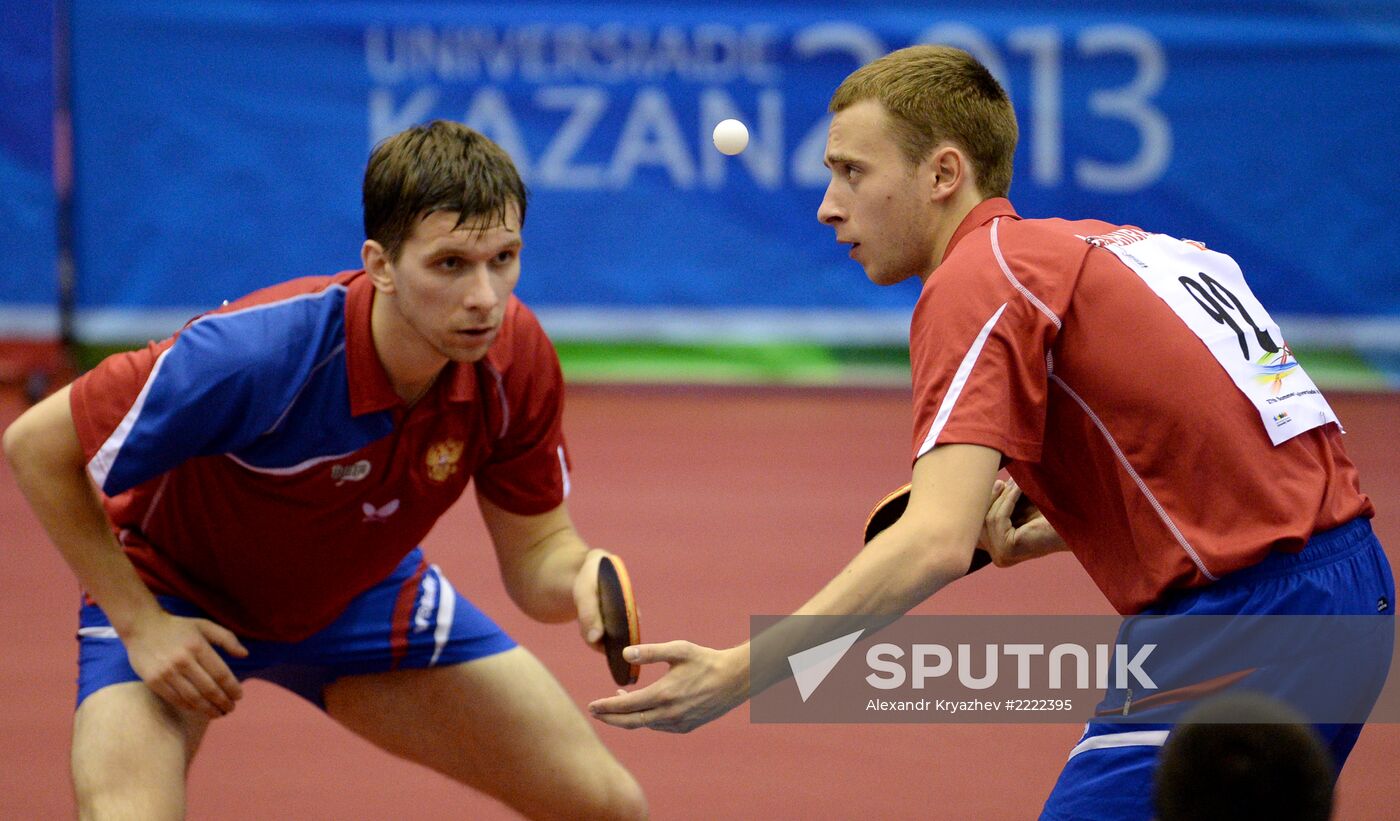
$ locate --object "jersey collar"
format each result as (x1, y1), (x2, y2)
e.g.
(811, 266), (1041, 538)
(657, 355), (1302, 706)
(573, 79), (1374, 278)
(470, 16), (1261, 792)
(344, 270), (477, 416)
(944, 197), (1020, 260)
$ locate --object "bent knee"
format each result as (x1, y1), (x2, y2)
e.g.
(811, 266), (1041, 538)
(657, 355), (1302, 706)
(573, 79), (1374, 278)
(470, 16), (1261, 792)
(74, 782), (185, 821)
(575, 766), (647, 821)
(608, 768), (648, 821)
(74, 757), (187, 821)
(72, 684), (200, 821)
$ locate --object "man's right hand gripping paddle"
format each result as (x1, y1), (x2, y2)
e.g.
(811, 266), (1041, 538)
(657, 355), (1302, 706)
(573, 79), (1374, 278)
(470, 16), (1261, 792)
(596, 554), (640, 686)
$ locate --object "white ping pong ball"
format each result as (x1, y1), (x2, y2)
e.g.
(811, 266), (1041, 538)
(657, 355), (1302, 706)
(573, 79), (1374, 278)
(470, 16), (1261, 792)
(712, 119), (749, 156)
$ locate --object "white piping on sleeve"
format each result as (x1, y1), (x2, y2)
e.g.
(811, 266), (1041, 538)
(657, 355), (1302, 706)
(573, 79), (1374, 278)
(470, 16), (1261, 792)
(916, 303), (1008, 458)
(990, 217), (1062, 330)
(87, 347), (174, 492)
(558, 445), (571, 498)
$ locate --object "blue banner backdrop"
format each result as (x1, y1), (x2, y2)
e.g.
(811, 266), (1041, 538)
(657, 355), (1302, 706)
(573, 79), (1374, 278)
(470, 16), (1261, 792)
(41, 2), (1400, 339)
(0, 0), (57, 336)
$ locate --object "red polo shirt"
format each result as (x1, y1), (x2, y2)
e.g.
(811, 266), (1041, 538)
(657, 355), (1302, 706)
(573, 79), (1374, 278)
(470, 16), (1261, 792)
(910, 199), (1372, 614)
(70, 270), (569, 640)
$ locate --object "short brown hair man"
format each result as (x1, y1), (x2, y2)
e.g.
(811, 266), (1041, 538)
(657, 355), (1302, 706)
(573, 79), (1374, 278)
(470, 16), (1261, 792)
(4, 120), (648, 819)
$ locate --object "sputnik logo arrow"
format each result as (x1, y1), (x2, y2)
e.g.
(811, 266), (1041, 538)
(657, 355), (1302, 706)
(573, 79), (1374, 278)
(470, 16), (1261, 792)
(788, 629), (865, 702)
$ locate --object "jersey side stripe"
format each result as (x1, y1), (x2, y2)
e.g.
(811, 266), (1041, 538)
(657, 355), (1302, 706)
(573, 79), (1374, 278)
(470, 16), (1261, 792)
(430, 565), (458, 666)
(1050, 375), (1218, 581)
(87, 346), (175, 493)
(917, 303), (1008, 458)
(139, 474), (172, 534)
(1066, 729), (1169, 761)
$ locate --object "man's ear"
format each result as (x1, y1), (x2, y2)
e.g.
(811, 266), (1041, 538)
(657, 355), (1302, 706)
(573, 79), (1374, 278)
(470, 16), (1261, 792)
(927, 144), (972, 203)
(362, 239), (395, 294)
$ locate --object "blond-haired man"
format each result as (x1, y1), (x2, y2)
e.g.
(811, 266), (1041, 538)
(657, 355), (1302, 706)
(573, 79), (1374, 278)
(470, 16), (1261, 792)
(589, 46), (1389, 820)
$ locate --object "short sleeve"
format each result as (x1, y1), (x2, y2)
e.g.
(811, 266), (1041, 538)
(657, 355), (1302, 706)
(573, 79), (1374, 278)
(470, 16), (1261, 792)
(71, 317), (290, 496)
(473, 300), (570, 515)
(910, 230), (1067, 464)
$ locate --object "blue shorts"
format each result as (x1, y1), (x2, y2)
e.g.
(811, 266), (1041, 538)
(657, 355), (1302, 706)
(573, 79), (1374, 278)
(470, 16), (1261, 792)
(1041, 517), (1394, 821)
(76, 548), (517, 709)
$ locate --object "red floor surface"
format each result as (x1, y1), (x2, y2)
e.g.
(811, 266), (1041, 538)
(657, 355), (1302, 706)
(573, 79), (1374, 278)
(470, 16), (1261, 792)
(2, 386), (1397, 819)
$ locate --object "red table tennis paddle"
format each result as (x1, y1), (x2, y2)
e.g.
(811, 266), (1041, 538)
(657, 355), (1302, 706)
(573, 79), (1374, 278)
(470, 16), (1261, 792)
(863, 483), (1039, 575)
(597, 555), (640, 686)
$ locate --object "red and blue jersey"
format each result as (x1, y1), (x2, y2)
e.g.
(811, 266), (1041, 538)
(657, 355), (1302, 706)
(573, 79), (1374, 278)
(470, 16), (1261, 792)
(70, 270), (570, 641)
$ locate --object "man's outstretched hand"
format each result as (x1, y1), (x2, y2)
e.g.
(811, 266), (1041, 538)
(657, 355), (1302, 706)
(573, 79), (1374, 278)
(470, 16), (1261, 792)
(587, 641), (748, 734)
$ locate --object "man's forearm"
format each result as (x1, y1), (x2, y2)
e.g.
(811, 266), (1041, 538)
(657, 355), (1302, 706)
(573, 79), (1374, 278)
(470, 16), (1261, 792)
(4, 391), (162, 634)
(511, 529), (591, 623)
(746, 444), (1000, 697)
(746, 521), (972, 696)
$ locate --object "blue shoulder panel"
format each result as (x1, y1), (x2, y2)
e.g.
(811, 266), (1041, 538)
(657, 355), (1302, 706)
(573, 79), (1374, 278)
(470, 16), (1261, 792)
(102, 285), (394, 493)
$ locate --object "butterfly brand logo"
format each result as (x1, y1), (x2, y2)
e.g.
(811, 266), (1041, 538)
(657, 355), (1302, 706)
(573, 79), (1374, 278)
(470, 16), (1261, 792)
(362, 499), (400, 522)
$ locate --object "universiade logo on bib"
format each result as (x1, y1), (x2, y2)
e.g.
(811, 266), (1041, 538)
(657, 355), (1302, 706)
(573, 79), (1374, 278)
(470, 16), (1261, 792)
(1254, 346), (1301, 395)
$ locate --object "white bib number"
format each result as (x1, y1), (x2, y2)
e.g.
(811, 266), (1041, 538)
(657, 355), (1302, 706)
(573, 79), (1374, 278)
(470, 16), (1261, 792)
(1089, 231), (1340, 446)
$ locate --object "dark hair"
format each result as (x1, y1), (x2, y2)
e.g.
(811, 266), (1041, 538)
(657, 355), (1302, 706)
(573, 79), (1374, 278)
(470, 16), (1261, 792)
(1154, 694), (1335, 821)
(363, 120), (528, 260)
(830, 45), (1017, 198)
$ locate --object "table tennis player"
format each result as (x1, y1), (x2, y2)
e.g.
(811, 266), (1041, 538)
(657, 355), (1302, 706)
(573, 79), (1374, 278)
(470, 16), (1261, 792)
(587, 45), (1392, 821)
(4, 120), (647, 820)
